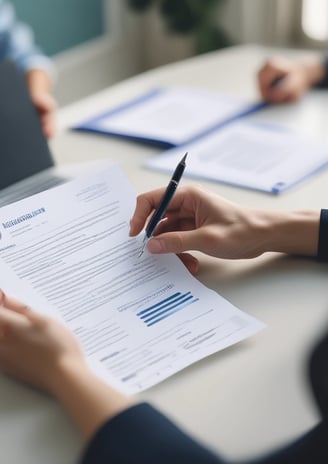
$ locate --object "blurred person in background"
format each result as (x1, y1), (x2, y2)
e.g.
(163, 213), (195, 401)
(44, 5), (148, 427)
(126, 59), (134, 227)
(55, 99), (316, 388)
(257, 55), (328, 104)
(0, 0), (56, 138)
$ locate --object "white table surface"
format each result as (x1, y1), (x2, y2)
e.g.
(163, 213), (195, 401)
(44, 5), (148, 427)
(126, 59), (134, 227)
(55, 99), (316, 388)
(1, 44), (328, 463)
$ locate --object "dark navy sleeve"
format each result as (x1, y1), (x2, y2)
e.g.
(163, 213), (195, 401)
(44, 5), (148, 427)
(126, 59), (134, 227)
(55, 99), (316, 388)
(79, 400), (328, 464)
(315, 55), (328, 88)
(79, 403), (224, 464)
(317, 209), (328, 261)
(309, 331), (328, 420)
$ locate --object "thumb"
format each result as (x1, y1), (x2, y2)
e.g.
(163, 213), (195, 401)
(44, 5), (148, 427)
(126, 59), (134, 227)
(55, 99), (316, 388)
(147, 230), (202, 254)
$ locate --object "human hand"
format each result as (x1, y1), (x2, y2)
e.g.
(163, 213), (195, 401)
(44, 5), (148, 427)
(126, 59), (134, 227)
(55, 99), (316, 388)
(130, 186), (320, 271)
(31, 90), (57, 139)
(257, 56), (313, 103)
(26, 69), (57, 139)
(0, 289), (132, 440)
(129, 185), (271, 273)
(0, 289), (85, 395)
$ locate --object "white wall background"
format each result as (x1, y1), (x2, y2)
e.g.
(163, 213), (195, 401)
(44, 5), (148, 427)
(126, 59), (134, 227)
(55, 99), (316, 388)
(53, 0), (144, 106)
(53, 0), (306, 107)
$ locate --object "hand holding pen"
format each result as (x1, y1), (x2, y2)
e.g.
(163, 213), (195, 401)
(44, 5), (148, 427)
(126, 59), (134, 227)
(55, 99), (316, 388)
(257, 56), (317, 103)
(130, 169), (317, 277)
(138, 152), (187, 257)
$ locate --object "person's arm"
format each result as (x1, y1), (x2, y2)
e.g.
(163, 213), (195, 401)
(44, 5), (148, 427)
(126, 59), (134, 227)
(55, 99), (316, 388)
(25, 68), (57, 139)
(0, 290), (130, 442)
(0, 292), (327, 464)
(0, 1), (56, 137)
(0, 290), (224, 464)
(257, 55), (327, 103)
(317, 209), (328, 261)
(312, 56), (328, 89)
(80, 402), (222, 464)
(129, 185), (321, 274)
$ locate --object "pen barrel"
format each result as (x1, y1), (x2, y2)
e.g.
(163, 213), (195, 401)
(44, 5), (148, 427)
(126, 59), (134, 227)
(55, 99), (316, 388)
(146, 181), (177, 238)
(145, 152), (187, 239)
(172, 162), (185, 182)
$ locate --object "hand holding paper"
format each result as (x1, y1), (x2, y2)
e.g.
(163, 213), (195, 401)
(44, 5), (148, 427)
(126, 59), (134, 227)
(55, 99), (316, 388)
(0, 163), (264, 394)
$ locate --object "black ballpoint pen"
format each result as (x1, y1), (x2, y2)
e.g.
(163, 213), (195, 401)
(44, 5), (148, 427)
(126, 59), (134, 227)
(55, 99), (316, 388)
(139, 152), (188, 257)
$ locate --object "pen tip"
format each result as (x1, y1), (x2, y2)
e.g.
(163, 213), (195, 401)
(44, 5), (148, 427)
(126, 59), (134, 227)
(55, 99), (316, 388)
(181, 152), (188, 163)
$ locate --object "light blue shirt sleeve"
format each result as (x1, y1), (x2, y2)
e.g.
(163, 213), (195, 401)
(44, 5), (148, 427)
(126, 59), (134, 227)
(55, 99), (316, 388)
(0, 0), (54, 77)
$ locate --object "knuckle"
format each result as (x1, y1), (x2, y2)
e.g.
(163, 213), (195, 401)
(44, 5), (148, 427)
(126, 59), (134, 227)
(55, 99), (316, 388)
(188, 184), (203, 196)
(172, 233), (184, 253)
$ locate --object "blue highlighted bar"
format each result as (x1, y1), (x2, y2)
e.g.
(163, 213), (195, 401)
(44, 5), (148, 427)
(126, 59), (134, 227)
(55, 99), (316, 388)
(147, 298), (198, 327)
(144, 294), (194, 323)
(137, 292), (181, 317)
(140, 292), (191, 320)
(137, 291), (198, 327)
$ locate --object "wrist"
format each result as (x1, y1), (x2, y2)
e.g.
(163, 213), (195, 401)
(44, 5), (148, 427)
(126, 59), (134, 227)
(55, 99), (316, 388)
(51, 356), (131, 441)
(50, 355), (90, 399)
(258, 209), (320, 256)
(26, 68), (52, 97)
(300, 57), (326, 88)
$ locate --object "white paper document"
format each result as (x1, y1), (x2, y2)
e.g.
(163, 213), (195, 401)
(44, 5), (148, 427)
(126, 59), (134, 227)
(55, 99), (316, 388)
(74, 87), (258, 147)
(0, 163), (264, 394)
(145, 122), (328, 193)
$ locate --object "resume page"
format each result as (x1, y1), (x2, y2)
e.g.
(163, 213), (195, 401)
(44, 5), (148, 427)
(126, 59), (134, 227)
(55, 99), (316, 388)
(0, 163), (264, 393)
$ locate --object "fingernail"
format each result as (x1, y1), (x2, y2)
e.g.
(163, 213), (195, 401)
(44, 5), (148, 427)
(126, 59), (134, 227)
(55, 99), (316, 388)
(191, 259), (200, 274)
(147, 239), (163, 253)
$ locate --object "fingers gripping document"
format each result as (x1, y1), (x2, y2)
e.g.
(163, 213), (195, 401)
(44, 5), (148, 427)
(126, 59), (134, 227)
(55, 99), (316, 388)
(0, 163), (264, 394)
